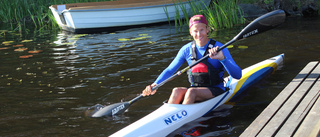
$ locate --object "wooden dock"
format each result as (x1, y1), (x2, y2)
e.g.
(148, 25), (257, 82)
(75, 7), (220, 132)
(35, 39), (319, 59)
(240, 61), (320, 137)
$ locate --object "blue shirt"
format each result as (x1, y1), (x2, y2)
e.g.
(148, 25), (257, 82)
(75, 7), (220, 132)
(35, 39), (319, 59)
(154, 39), (242, 90)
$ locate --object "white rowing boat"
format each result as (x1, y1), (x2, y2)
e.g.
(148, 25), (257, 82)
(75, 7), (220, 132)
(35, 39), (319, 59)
(49, 0), (211, 33)
(110, 54), (284, 136)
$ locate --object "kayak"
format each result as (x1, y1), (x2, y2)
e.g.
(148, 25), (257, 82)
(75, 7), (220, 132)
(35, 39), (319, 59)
(110, 54), (284, 137)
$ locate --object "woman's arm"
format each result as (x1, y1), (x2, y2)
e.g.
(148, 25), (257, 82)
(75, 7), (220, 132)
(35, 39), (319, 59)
(209, 42), (242, 79)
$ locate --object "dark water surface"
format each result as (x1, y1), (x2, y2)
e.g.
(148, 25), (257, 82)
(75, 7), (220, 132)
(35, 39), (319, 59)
(0, 17), (319, 136)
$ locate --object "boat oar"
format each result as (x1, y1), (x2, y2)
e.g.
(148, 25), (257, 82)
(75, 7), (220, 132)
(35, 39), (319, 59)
(91, 9), (286, 117)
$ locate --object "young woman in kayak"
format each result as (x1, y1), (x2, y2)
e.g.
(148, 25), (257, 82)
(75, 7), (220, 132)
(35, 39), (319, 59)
(142, 15), (242, 104)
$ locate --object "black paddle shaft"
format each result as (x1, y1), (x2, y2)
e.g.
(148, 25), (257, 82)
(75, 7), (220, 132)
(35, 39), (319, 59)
(92, 9), (285, 117)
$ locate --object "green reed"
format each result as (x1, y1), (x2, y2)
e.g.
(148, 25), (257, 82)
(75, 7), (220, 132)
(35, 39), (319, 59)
(168, 0), (245, 31)
(0, 0), (111, 32)
(206, 0), (245, 29)
(1, 0), (245, 32)
(165, 0), (203, 30)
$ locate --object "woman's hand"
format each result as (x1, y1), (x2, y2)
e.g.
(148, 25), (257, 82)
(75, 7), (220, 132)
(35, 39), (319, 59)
(142, 83), (157, 96)
(209, 46), (225, 61)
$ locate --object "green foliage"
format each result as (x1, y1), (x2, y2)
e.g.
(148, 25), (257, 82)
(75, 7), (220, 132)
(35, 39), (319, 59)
(170, 0), (245, 30)
(238, 0), (257, 4)
(206, 0), (245, 30)
(263, 0), (273, 5)
(0, 0), (111, 31)
(1, 0), (245, 32)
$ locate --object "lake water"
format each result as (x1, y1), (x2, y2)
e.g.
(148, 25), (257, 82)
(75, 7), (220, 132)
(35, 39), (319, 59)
(0, 16), (319, 136)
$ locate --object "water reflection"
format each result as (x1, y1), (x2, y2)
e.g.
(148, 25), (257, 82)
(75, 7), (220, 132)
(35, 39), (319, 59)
(52, 33), (80, 79)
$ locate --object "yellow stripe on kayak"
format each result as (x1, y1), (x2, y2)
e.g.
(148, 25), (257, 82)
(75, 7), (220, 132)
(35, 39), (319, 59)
(226, 62), (278, 102)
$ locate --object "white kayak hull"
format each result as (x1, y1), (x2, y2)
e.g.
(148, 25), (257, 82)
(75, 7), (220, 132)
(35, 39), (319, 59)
(110, 54), (284, 137)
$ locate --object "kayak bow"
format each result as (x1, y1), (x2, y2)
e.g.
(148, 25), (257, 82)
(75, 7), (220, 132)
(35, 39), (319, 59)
(110, 54), (284, 137)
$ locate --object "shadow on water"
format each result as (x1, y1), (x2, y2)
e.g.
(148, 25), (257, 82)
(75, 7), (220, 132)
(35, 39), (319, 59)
(0, 16), (320, 136)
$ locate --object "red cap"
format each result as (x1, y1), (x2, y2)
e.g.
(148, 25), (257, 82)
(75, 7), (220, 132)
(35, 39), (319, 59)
(189, 15), (208, 28)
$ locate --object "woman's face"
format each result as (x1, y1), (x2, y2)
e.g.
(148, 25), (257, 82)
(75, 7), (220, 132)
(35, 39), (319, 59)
(189, 23), (209, 46)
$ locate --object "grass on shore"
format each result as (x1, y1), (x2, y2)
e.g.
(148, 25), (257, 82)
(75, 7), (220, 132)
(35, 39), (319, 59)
(169, 0), (245, 31)
(0, 0), (111, 32)
(0, 0), (245, 33)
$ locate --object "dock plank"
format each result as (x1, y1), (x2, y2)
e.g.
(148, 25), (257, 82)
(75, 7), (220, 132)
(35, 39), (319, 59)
(276, 69), (320, 136)
(294, 81), (320, 137)
(240, 61), (319, 137)
(258, 63), (320, 136)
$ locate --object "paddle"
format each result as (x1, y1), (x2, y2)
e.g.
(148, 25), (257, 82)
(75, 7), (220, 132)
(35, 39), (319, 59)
(91, 9), (286, 117)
